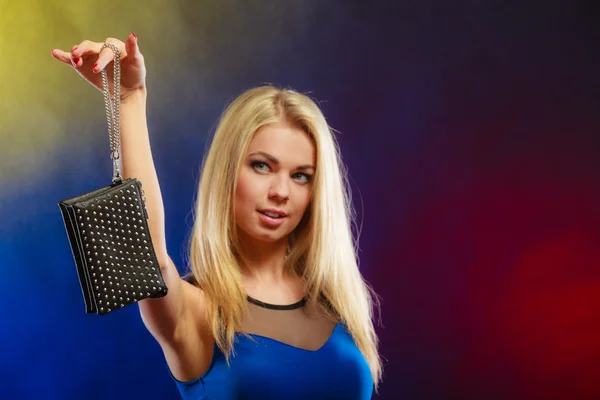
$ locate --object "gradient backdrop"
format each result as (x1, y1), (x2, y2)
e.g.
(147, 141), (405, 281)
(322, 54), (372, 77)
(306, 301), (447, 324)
(1, 1), (600, 399)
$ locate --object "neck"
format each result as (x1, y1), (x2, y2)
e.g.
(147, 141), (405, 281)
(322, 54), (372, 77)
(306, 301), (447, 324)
(237, 233), (290, 284)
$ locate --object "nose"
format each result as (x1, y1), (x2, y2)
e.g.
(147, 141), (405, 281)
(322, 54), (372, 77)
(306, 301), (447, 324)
(268, 173), (290, 202)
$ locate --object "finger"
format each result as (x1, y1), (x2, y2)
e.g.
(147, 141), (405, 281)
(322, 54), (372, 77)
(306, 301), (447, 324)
(51, 48), (72, 64)
(93, 38), (126, 74)
(71, 40), (103, 59)
(51, 48), (81, 69)
(124, 33), (140, 63)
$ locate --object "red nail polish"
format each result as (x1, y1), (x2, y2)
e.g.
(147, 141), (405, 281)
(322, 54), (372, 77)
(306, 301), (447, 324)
(93, 63), (98, 71)
(132, 32), (137, 41)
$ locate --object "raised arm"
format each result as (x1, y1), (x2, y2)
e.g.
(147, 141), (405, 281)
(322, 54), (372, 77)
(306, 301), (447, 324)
(51, 35), (198, 347)
(117, 87), (187, 341)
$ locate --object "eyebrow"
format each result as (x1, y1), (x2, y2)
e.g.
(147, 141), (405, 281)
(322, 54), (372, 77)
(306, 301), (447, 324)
(249, 151), (315, 171)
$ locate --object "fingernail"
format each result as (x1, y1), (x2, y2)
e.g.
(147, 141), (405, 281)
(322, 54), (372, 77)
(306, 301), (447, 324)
(93, 63), (99, 72)
(132, 32), (138, 42)
(71, 57), (80, 68)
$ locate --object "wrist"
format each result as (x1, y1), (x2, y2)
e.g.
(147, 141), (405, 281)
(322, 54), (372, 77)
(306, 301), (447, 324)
(121, 87), (147, 104)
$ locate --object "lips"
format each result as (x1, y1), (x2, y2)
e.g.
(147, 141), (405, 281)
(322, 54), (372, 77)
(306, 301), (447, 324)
(257, 209), (287, 218)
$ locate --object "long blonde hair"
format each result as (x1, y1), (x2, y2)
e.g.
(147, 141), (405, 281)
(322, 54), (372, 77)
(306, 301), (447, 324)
(188, 85), (383, 388)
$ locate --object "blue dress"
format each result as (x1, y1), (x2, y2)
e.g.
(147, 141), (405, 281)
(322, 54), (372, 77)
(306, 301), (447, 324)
(169, 296), (373, 399)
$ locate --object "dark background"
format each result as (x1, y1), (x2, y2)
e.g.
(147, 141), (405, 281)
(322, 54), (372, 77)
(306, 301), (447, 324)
(1, 1), (599, 398)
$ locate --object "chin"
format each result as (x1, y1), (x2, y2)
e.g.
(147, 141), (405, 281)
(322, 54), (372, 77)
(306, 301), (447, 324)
(238, 225), (290, 245)
(252, 231), (288, 243)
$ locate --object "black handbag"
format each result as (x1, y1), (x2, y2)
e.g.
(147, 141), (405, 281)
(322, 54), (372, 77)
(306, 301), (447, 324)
(58, 43), (168, 315)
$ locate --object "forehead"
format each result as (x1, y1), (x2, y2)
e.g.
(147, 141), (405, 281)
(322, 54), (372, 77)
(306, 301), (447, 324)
(247, 121), (316, 165)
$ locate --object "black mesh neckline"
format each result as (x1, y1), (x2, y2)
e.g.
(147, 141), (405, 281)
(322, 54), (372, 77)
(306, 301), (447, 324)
(247, 295), (307, 310)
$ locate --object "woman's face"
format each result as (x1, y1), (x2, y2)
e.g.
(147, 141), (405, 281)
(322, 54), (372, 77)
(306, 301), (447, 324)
(235, 119), (316, 245)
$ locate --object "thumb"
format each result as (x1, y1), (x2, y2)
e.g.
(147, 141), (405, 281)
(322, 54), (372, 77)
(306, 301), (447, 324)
(124, 33), (140, 61)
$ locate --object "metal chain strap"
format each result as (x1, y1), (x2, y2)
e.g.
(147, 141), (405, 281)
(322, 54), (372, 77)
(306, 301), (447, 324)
(99, 43), (122, 183)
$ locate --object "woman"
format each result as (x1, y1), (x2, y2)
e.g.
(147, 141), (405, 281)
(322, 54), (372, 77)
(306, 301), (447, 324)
(52, 33), (383, 399)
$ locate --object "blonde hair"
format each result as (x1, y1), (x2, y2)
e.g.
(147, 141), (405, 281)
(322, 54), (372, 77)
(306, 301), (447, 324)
(188, 85), (383, 388)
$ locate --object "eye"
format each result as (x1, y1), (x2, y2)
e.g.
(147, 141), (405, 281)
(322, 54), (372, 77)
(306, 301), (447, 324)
(292, 172), (312, 183)
(251, 160), (270, 173)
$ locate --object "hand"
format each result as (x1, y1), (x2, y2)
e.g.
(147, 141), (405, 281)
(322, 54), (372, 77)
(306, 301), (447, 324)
(51, 33), (146, 101)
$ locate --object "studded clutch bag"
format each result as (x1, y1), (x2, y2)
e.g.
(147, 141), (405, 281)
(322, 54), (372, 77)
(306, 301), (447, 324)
(58, 44), (168, 315)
